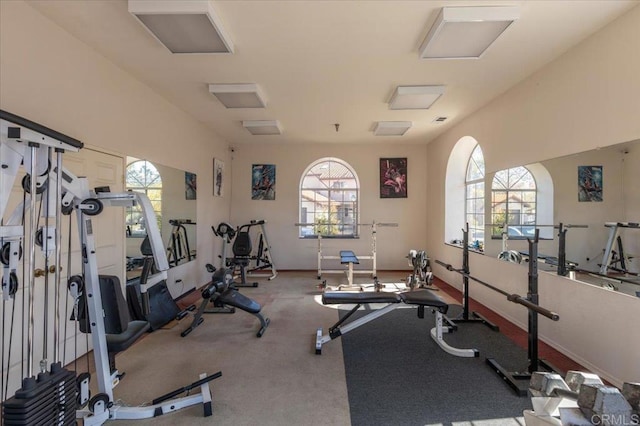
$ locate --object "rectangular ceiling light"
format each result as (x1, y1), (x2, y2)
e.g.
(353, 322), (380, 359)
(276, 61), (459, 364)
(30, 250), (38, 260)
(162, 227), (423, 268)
(209, 84), (266, 108)
(419, 6), (520, 59)
(389, 85), (445, 110)
(374, 121), (412, 136)
(243, 120), (282, 135)
(128, 0), (234, 54)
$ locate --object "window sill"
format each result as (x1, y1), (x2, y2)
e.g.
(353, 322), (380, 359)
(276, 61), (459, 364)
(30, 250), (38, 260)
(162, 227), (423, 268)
(444, 241), (484, 254)
(299, 235), (359, 239)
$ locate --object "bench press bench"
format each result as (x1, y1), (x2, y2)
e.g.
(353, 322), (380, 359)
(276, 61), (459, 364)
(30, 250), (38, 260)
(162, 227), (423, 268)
(315, 289), (478, 358)
(340, 250), (359, 287)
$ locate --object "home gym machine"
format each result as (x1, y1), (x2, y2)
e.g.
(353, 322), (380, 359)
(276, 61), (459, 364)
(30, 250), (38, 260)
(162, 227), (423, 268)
(166, 218), (196, 267)
(436, 228), (561, 396)
(212, 220), (277, 286)
(1, 110), (219, 425)
(180, 264), (270, 338)
(294, 220), (398, 282)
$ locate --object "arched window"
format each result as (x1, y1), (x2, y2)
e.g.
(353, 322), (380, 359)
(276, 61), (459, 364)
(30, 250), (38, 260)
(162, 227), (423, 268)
(444, 136), (481, 244)
(491, 166), (536, 239)
(299, 158), (359, 238)
(125, 160), (162, 237)
(465, 144), (485, 245)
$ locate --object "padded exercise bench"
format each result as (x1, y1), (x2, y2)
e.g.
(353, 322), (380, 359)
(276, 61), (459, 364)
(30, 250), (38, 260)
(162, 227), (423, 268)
(340, 250), (359, 287)
(315, 289), (478, 358)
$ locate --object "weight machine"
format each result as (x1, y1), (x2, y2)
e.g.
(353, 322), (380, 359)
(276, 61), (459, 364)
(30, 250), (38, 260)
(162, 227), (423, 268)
(212, 220), (277, 284)
(1, 110), (219, 425)
(294, 221), (398, 281)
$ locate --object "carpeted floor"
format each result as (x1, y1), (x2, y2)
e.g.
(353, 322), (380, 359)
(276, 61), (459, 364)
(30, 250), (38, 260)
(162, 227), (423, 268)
(105, 271), (351, 425)
(71, 272), (562, 425)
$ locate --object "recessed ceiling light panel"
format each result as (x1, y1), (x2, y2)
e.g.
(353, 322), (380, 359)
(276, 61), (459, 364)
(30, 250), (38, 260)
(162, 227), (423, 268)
(129, 0), (234, 54)
(419, 6), (520, 59)
(209, 84), (267, 108)
(374, 121), (412, 136)
(389, 85), (445, 110)
(243, 120), (282, 135)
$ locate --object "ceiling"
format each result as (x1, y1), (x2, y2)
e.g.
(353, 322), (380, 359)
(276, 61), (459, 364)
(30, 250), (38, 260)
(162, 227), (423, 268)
(27, 0), (638, 146)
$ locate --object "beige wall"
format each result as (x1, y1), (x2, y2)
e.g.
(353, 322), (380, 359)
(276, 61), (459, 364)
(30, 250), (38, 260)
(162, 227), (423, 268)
(3, 0), (638, 392)
(0, 1), (232, 296)
(427, 6), (640, 386)
(229, 143), (427, 271)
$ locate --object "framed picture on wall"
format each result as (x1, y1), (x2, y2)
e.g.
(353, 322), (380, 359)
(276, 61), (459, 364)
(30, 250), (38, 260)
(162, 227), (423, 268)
(578, 165), (603, 202)
(380, 158), (407, 198)
(185, 172), (197, 200)
(213, 158), (224, 197)
(252, 164), (276, 200)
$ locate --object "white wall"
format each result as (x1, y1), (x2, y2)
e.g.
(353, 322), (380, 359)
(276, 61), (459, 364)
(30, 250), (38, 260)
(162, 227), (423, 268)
(0, 1), (232, 297)
(427, 5), (640, 386)
(229, 143), (428, 271)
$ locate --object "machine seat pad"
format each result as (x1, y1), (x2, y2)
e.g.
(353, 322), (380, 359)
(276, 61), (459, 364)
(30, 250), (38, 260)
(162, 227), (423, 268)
(218, 289), (262, 314)
(400, 290), (449, 314)
(322, 291), (401, 305)
(339, 250), (359, 264)
(106, 320), (150, 353)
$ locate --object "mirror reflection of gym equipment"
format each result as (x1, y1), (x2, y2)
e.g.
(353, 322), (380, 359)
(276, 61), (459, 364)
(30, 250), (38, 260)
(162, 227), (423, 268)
(166, 218), (196, 267)
(124, 158), (198, 279)
(0, 110), (219, 424)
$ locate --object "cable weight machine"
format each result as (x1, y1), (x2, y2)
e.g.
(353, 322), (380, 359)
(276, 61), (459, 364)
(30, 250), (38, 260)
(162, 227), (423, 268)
(1, 110), (220, 425)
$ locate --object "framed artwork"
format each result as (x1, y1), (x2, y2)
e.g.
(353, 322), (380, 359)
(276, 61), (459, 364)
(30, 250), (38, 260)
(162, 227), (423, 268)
(380, 158), (407, 198)
(185, 171), (197, 200)
(252, 164), (276, 200)
(578, 165), (603, 202)
(213, 158), (224, 197)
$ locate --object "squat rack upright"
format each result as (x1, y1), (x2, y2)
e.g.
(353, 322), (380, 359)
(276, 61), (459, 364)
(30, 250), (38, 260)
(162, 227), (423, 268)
(295, 220), (397, 280)
(436, 228), (561, 396)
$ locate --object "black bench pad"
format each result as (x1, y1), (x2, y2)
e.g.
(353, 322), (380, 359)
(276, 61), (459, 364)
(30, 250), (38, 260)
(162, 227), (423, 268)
(106, 320), (150, 353)
(340, 250), (359, 264)
(218, 289), (262, 314)
(322, 291), (401, 305)
(399, 290), (449, 313)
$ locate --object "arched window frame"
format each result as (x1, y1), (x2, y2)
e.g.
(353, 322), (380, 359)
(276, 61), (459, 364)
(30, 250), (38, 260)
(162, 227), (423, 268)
(465, 144), (485, 245)
(125, 159), (162, 237)
(299, 157), (360, 238)
(490, 166), (537, 239)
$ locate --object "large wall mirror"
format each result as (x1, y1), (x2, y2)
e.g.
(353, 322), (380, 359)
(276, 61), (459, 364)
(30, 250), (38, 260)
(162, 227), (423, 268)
(125, 157), (197, 279)
(483, 139), (639, 297)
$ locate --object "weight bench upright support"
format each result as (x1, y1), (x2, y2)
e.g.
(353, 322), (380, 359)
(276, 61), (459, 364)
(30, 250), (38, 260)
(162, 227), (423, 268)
(340, 250), (359, 287)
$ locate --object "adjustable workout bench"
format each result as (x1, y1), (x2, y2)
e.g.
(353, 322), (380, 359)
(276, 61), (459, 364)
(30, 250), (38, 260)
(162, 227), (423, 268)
(181, 268), (270, 338)
(315, 289), (478, 358)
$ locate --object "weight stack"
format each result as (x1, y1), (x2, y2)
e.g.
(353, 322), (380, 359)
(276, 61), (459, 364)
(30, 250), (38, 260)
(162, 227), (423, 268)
(2, 362), (77, 425)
